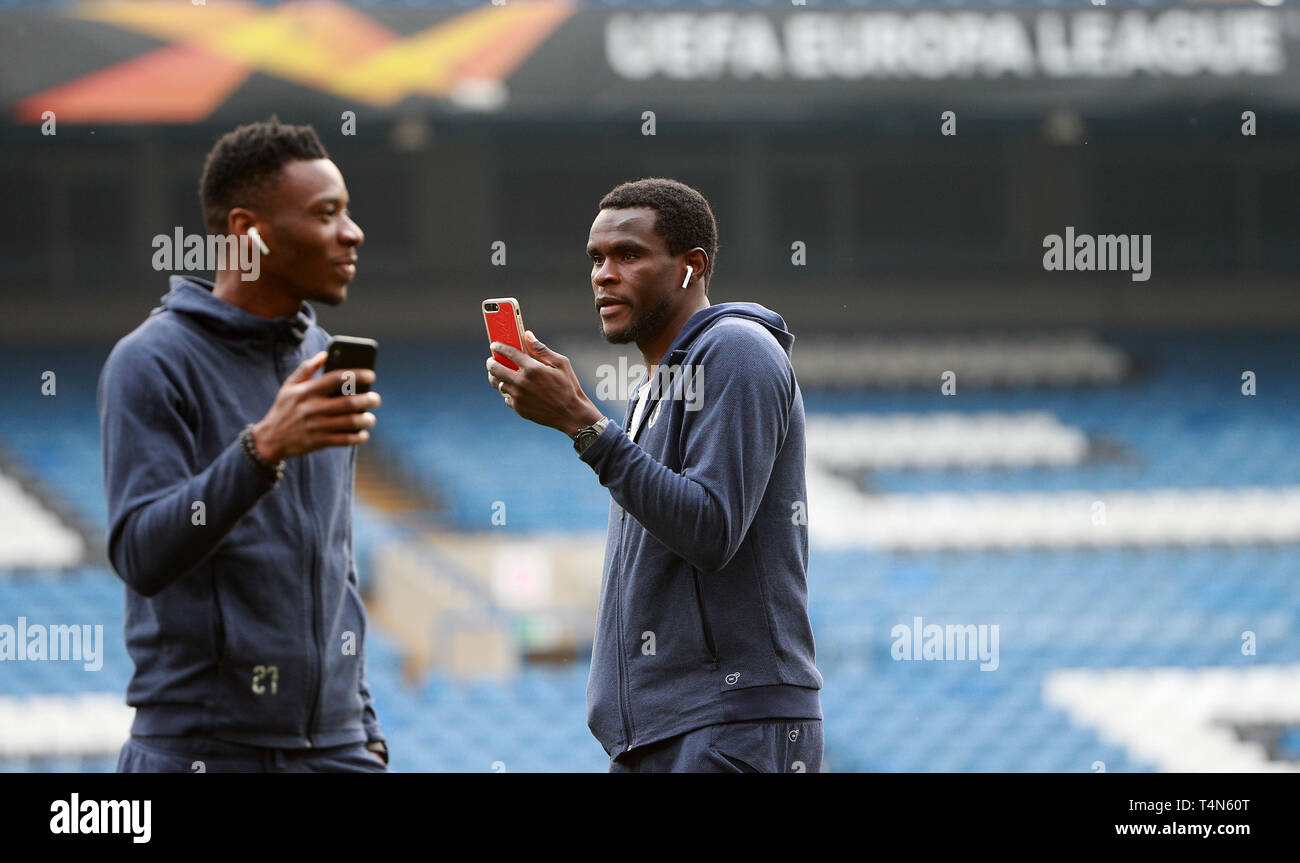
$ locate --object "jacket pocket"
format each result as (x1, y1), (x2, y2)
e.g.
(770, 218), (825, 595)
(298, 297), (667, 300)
(203, 548), (311, 736)
(690, 568), (718, 667)
(707, 721), (770, 773)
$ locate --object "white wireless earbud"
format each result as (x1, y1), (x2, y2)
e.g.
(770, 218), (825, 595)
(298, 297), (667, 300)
(248, 226), (270, 256)
(681, 265), (693, 289)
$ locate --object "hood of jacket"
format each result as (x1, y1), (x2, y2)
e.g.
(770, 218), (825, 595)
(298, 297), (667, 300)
(661, 301), (794, 364)
(158, 275), (315, 347)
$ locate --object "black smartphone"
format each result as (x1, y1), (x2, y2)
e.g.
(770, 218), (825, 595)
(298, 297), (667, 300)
(322, 336), (378, 397)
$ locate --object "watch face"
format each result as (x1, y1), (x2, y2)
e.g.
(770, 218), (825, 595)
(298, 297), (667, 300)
(575, 430), (598, 452)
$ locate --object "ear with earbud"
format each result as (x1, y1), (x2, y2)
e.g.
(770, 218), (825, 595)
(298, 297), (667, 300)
(247, 226), (270, 256)
(681, 265), (693, 289)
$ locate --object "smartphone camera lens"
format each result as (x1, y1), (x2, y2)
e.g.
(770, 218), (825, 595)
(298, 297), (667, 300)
(485, 303), (499, 312)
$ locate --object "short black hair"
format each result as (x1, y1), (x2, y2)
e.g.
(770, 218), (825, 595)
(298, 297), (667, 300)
(199, 118), (329, 234)
(598, 178), (718, 282)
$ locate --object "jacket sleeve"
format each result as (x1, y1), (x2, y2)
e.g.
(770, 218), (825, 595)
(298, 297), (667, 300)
(98, 339), (277, 597)
(579, 321), (793, 573)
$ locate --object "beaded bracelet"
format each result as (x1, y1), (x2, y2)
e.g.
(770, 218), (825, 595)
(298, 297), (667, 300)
(239, 423), (285, 484)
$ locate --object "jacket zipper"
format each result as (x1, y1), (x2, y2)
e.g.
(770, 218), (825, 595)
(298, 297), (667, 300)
(270, 338), (321, 746)
(613, 347), (702, 750)
(614, 551), (633, 752)
(612, 360), (680, 752)
(279, 338), (322, 748)
(614, 390), (639, 751)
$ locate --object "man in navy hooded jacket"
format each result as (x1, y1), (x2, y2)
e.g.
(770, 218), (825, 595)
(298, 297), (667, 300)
(487, 178), (823, 772)
(99, 120), (388, 772)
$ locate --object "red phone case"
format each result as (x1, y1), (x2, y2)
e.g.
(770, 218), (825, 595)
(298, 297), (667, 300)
(483, 298), (527, 371)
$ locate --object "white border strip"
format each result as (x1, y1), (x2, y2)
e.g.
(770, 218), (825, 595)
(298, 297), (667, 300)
(809, 484), (1300, 549)
(0, 694), (130, 758)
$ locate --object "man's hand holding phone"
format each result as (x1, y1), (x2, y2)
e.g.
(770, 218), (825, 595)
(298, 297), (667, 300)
(251, 350), (381, 463)
(487, 330), (603, 438)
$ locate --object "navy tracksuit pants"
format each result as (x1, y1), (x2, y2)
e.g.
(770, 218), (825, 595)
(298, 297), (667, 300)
(609, 719), (823, 773)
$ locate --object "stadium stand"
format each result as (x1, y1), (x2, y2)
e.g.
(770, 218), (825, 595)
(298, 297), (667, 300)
(1, 330), (1297, 771)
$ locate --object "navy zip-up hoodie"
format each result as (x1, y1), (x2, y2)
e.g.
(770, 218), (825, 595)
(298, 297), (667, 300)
(97, 276), (383, 749)
(578, 302), (822, 757)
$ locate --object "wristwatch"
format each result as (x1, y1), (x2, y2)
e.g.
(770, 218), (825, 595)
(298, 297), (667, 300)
(573, 417), (610, 455)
